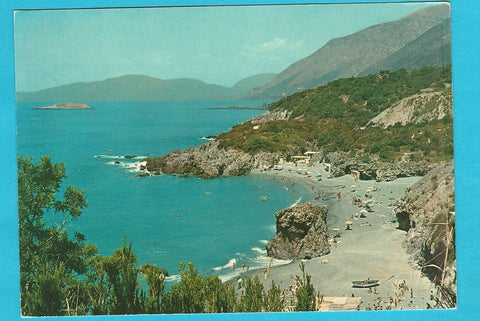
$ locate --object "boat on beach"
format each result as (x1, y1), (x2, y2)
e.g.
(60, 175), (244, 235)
(351, 279), (380, 288)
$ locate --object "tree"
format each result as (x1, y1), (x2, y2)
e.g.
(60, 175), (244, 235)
(18, 156), (97, 316)
(162, 262), (206, 313)
(295, 262), (316, 311)
(203, 276), (236, 313)
(139, 263), (168, 313)
(101, 236), (142, 314)
(237, 275), (264, 312)
(263, 280), (285, 312)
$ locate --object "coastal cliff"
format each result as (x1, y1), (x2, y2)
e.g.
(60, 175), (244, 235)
(394, 160), (456, 307)
(266, 203), (330, 260)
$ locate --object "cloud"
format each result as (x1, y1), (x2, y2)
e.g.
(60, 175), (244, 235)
(259, 38), (287, 51)
(241, 38), (305, 60)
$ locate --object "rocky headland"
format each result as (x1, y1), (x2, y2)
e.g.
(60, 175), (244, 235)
(145, 141), (281, 178)
(33, 102), (92, 110)
(266, 202), (330, 260)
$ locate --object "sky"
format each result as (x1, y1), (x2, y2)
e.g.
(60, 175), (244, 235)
(14, 2), (439, 92)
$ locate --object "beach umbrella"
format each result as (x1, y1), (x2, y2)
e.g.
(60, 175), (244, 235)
(332, 228), (341, 231)
(360, 209), (368, 214)
(345, 221), (353, 225)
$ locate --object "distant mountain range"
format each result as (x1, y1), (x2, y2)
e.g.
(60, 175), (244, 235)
(16, 73), (277, 103)
(249, 4), (451, 100)
(17, 4), (450, 103)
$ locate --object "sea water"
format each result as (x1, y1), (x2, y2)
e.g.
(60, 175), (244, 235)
(16, 100), (309, 282)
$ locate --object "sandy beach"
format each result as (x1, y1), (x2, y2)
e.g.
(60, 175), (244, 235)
(241, 162), (437, 311)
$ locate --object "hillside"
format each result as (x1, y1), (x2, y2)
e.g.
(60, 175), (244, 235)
(368, 88), (452, 128)
(249, 4), (450, 100)
(16, 73), (277, 102)
(146, 65), (452, 181)
(360, 18), (451, 76)
(218, 65), (453, 163)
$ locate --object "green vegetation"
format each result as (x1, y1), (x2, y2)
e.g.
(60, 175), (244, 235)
(295, 262), (317, 311)
(218, 65), (453, 161)
(18, 156), (320, 316)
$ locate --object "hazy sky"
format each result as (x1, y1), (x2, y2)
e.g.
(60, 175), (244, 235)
(14, 2), (438, 92)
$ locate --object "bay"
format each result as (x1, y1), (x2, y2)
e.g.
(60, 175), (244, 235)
(16, 100), (309, 281)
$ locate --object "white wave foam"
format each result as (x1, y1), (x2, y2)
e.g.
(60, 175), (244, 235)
(102, 158), (148, 174)
(251, 247), (266, 254)
(289, 197), (302, 208)
(95, 154), (123, 159)
(199, 136), (215, 141)
(94, 155), (146, 160)
(166, 274), (181, 282)
(251, 254), (291, 269)
(213, 258), (237, 271)
(259, 239), (268, 245)
(218, 271), (240, 283)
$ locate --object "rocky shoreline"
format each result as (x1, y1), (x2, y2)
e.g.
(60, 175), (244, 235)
(144, 140), (433, 182)
(145, 141), (279, 178)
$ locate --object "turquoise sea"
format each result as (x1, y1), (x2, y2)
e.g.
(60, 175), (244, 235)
(16, 100), (309, 282)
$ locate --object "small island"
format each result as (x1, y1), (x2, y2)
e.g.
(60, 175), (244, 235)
(33, 102), (92, 110)
(206, 105), (268, 110)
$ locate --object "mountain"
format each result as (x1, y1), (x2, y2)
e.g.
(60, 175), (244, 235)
(360, 18), (451, 75)
(16, 73), (277, 103)
(249, 4), (451, 100)
(230, 73), (277, 97)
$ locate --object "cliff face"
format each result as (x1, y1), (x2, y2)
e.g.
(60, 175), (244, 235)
(394, 160), (456, 307)
(266, 203), (330, 260)
(368, 89), (452, 128)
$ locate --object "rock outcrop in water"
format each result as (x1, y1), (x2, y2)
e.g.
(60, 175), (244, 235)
(394, 160), (456, 307)
(266, 203), (330, 260)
